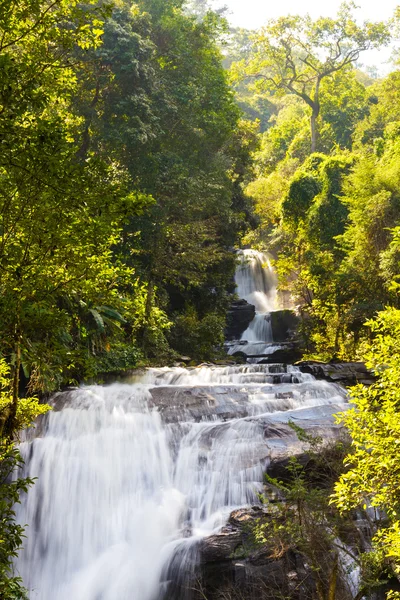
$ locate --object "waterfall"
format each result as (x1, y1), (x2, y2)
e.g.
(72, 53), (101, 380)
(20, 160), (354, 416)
(15, 365), (347, 600)
(234, 249), (277, 313)
(228, 249), (282, 357)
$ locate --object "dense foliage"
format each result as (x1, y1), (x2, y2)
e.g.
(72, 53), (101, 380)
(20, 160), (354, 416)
(3, 0), (400, 596)
(333, 307), (400, 591)
(228, 4), (400, 595)
(0, 0), (255, 406)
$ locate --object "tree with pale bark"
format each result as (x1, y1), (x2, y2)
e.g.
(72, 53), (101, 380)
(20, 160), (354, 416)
(237, 2), (391, 152)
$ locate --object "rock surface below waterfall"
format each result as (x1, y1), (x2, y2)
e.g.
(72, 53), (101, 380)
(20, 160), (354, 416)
(18, 359), (354, 598)
(255, 342), (303, 363)
(198, 506), (315, 600)
(50, 378), (347, 471)
(183, 503), (357, 600)
(225, 299), (256, 341)
(298, 361), (375, 386)
(270, 309), (300, 342)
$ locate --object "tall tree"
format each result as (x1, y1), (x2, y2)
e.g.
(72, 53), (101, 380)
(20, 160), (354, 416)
(239, 2), (390, 152)
(185, 0), (227, 20)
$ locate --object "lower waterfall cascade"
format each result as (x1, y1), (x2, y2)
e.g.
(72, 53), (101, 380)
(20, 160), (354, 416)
(15, 248), (349, 599)
(15, 364), (348, 600)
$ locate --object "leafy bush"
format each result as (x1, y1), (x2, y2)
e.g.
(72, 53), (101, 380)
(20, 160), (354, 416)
(333, 308), (400, 573)
(282, 171), (321, 226)
(169, 307), (225, 360)
(0, 446), (32, 600)
(306, 155), (353, 249)
(253, 426), (356, 600)
(94, 344), (142, 374)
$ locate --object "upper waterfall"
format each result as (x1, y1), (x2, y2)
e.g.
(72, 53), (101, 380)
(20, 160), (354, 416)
(235, 249), (278, 313)
(228, 249), (284, 358)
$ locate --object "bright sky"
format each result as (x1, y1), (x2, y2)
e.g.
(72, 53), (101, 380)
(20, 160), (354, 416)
(223, 0), (397, 29)
(222, 0), (399, 72)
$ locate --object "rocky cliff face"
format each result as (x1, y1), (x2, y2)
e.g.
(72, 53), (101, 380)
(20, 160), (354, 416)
(270, 310), (300, 343)
(195, 506), (350, 600)
(225, 299), (256, 341)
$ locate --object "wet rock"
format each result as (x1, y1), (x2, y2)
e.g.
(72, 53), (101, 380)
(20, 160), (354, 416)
(297, 361), (375, 387)
(229, 342), (303, 364)
(198, 508), (318, 600)
(196, 502), (358, 600)
(260, 405), (347, 474)
(229, 506), (267, 526)
(199, 527), (242, 562)
(256, 343), (303, 364)
(214, 359), (239, 366)
(270, 310), (300, 342)
(231, 350), (248, 362)
(51, 388), (79, 411)
(148, 383), (347, 428)
(179, 356), (192, 363)
(225, 299), (256, 341)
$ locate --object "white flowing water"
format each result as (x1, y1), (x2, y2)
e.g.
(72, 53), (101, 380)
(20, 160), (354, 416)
(15, 364), (347, 600)
(14, 249), (345, 599)
(228, 249), (281, 357)
(234, 250), (277, 314)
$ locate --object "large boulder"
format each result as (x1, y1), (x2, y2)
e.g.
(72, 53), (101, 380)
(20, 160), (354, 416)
(297, 361), (375, 387)
(256, 343), (303, 364)
(270, 310), (300, 342)
(191, 504), (355, 600)
(225, 300), (256, 341)
(147, 384), (347, 427)
(198, 508), (311, 599)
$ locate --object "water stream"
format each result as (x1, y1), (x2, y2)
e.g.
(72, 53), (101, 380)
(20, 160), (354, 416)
(16, 367), (346, 600)
(15, 250), (348, 600)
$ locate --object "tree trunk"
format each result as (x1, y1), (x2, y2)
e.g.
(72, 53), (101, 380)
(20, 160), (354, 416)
(310, 78), (321, 153)
(316, 580), (326, 600)
(3, 333), (21, 439)
(328, 552), (339, 600)
(334, 307), (342, 356)
(76, 78), (101, 160)
(145, 279), (154, 324)
(142, 279), (154, 357)
(310, 104), (321, 153)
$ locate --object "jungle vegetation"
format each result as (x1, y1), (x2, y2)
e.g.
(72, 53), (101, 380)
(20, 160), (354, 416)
(229, 2), (400, 596)
(2, 0), (400, 597)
